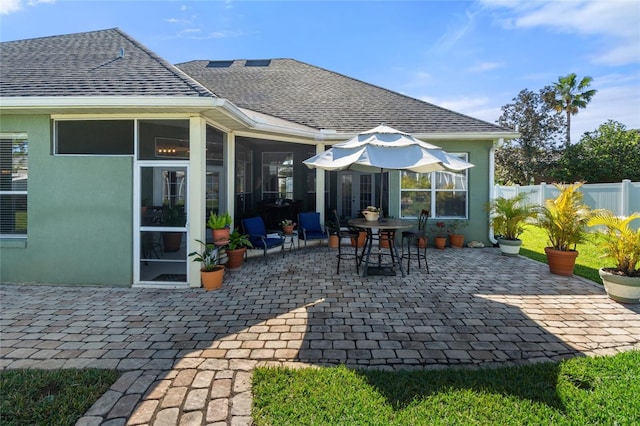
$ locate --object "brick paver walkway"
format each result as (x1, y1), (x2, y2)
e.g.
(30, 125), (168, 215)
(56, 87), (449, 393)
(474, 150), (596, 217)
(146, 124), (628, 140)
(1, 246), (639, 425)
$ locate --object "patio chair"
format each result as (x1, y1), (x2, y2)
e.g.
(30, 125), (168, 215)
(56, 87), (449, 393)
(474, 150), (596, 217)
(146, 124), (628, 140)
(241, 216), (285, 259)
(297, 212), (329, 249)
(401, 209), (429, 274)
(333, 209), (362, 274)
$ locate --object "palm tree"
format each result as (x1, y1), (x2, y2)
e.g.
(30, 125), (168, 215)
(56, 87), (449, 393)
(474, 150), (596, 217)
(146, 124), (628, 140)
(547, 73), (597, 147)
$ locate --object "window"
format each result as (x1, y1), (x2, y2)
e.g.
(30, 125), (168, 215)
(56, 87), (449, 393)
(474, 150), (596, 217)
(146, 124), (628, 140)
(400, 153), (468, 218)
(55, 120), (134, 155)
(262, 152), (293, 200)
(0, 133), (28, 236)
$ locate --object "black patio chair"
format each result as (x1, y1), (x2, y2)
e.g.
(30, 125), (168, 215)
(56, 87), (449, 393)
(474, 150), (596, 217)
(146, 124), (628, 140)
(333, 209), (362, 274)
(401, 209), (429, 274)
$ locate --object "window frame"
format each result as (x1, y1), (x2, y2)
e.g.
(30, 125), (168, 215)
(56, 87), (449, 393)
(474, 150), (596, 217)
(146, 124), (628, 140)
(0, 132), (28, 238)
(261, 152), (293, 200)
(400, 152), (469, 219)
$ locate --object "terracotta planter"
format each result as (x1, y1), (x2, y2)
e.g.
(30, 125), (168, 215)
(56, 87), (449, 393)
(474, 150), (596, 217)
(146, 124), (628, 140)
(162, 232), (183, 252)
(449, 234), (464, 249)
(282, 225), (294, 235)
(328, 234), (339, 248)
(417, 236), (427, 248)
(434, 236), (447, 250)
(226, 247), (246, 270)
(350, 231), (366, 248)
(212, 228), (230, 246)
(544, 247), (578, 276)
(379, 230), (393, 248)
(599, 268), (640, 304)
(201, 267), (224, 290)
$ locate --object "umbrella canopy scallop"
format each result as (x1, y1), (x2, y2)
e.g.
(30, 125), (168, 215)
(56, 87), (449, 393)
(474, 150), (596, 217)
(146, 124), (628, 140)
(303, 124), (474, 174)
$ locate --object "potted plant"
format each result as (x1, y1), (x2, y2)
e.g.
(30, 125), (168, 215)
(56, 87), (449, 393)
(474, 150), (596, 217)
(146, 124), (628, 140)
(448, 220), (468, 249)
(486, 193), (538, 256)
(588, 211), (640, 303)
(362, 206), (380, 222)
(325, 217), (340, 248)
(432, 221), (448, 249)
(225, 228), (253, 270)
(188, 239), (224, 290)
(161, 204), (186, 252)
(536, 183), (593, 276)
(208, 211), (232, 246)
(280, 219), (296, 235)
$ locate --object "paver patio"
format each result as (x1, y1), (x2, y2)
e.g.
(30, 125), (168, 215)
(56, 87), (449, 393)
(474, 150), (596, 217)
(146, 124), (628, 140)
(1, 246), (639, 425)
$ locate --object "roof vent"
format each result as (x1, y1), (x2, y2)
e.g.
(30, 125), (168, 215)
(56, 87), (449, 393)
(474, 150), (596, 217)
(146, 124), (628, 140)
(118, 48), (125, 58)
(245, 59), (271, 67)
(206, 60), (234, 68)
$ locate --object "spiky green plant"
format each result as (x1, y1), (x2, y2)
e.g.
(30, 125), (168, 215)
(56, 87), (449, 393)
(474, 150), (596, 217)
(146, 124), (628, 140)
(486, 192), (538, 240)
(588, 211), (640, 276)
(536, 183), (593, 251)
(188, 239), (222, 272)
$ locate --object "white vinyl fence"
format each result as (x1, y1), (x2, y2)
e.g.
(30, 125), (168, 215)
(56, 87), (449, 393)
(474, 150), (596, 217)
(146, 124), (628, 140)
(494, 180), (640, 217)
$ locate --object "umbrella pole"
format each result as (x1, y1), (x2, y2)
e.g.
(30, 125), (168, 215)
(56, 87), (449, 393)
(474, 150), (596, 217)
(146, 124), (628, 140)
(379, 168), (384, 218)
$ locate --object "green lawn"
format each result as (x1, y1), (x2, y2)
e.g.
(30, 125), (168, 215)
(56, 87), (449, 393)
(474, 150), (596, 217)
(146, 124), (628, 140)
(0, 369), (118, 426)
(253, 350), (640, 425)
(518, 225), (605, 284)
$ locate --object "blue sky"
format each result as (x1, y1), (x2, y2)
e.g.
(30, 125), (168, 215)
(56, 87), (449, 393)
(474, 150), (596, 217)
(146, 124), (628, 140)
(1, 0), (638, 142)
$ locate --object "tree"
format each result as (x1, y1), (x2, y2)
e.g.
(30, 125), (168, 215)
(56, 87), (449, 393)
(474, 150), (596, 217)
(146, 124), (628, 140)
(495, 87), (565, 185)
(546, 73), (597, 147)
(553, 120), (640, 183)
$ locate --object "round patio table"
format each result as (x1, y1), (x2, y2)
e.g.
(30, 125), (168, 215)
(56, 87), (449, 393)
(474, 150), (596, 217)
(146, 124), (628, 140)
(348, 218), (412, 277)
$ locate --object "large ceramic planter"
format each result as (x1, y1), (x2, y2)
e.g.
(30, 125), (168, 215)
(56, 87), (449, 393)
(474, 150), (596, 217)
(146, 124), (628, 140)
(449, 234), (464, 249)
(201, 267), (224, 290)
(212, 228), (230, 246)
(498, 238), (522, 256)
(226, 247), (246, 270)
(544, 247), (578, 276)
(328, 234), (339, 248)
(599, 268), (640, 304)
(434, 236), (447, 250)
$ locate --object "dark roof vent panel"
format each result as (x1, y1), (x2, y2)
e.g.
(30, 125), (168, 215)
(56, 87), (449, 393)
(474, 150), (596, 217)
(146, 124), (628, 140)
(245, 59), (271, 67)
(206, 60), (234, 68)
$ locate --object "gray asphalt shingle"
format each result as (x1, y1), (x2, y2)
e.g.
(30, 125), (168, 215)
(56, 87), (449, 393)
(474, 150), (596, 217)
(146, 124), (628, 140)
(176, 58), (511, 134)
(0, 28), (213, 97)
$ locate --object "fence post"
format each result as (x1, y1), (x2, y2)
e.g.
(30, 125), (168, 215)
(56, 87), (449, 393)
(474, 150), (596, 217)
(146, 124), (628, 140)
(621, 179), (631, 217)
(539, 182), (546, 205)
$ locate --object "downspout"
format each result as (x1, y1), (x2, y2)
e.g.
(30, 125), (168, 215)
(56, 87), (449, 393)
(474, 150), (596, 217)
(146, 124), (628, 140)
(488, 139), (502, 245)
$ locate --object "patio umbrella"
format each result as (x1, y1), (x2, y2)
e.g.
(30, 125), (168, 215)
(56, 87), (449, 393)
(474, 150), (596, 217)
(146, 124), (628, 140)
(303, 124), (474, 210)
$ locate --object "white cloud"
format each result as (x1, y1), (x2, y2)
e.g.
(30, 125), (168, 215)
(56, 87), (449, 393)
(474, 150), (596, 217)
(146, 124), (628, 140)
(570, 78), (640, 139)
(1, 0), (54, 15)
(468, 62), (504, 72)
(420, 95), (499, 123)
(431, 9), (478, 53)
(481, 0), (640, 65)
(1, 0), (23, 14)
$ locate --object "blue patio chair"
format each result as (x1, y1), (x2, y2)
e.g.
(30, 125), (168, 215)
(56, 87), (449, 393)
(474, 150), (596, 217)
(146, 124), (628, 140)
(241, 216), (284, 259)
(297, 212), (329, 249)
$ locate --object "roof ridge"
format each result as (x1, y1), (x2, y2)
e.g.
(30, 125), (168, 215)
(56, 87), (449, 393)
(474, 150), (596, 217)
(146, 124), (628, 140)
(113, 28), (216, 98)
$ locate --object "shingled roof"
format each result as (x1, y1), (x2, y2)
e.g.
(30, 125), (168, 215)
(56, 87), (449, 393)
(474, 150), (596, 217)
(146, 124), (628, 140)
(0, 28), (213, 97)
(176, 59), (511, 134)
